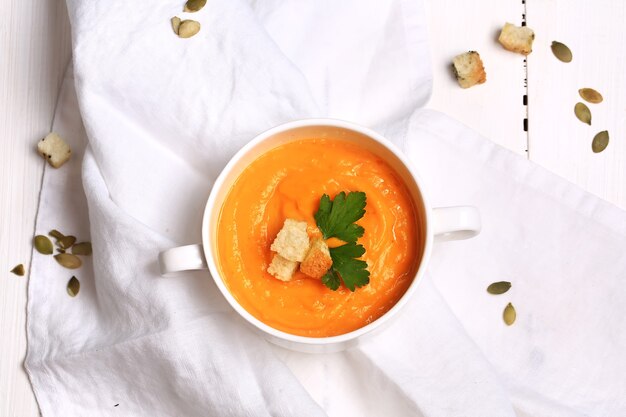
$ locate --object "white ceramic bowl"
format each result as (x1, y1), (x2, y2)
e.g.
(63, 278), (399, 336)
(159, 119), (480, 353)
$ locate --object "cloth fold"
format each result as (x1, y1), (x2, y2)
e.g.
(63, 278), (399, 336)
(26, 0), (624, 416)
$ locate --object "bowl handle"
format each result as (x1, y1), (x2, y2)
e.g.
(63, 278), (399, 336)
(158, 244), (208, 275)
(432, 206), (481, 242)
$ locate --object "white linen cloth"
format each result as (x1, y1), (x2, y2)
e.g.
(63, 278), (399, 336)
(26, 0), (625, 416)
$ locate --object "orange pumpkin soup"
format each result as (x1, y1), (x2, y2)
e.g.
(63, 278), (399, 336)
(216, 138), (420, 337)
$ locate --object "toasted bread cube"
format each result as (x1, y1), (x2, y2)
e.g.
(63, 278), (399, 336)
(498, 23), (535, 55)
(300, 238), (332, 279)
(267, 254), (298, 282)
(37, 132), (71, 168)
(452, 51), (486, 89)
(270, 219), (310, 262)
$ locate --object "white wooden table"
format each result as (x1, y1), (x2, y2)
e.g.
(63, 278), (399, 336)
(1, 1), (624, 415)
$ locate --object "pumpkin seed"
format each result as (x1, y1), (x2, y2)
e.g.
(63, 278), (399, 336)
(503, 303), (516, 326)
(49, 229), (65, 240)
(178, 20), (201, 38)
(54, 253), (82, 269)
(67, 276), (80, 297)
(72, 242), (92, 256)
(592, 130), (609, 153)
(34, 235), (54, 254)
(579, 88), (603, 104)
(57, 235), (76, 249)
(171, 16), (181, 34)
(184, 0), (206, 12)
(551, 41), (572, 63)
(487, 281), (512, 295)
(574, 102), (591, 125)
(11, 264), (25, 276)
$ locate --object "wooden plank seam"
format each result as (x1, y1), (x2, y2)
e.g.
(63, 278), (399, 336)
(522, 0), (529, 157)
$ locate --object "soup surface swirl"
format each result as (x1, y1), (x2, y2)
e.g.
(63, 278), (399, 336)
(217, 138), (420, 337)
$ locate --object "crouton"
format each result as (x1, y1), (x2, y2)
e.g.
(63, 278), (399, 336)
(498, 23), (535, 55)
(300, 238), (333, 279)
(267, 254), (298, 282)
(37, 132), (71, 168)
(452, 51), (486, 89)
(270, 219), (310, 262)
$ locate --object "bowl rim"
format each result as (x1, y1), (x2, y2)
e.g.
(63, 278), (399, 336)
(202, 118), (434, 345)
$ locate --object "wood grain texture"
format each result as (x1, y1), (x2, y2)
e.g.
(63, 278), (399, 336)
(0, 0), (625, 415)
(526, 0), (626, 209)
(0, 0), (71, 416)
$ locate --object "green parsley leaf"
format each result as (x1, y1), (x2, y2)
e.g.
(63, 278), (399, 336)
(314, 191), (366, 243)
(314, 191), (370, 292)
(321, 269), (341, 291)
(328, 242), (370, 292)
